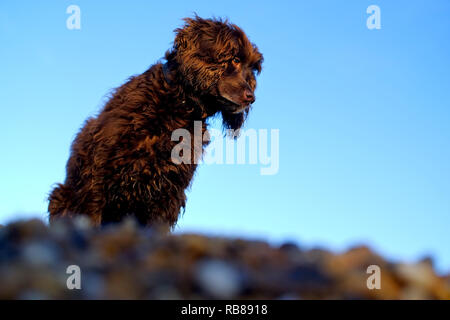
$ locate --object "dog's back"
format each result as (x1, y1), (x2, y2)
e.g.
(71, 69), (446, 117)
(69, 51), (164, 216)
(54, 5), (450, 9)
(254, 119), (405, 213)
(48, 117), (101, 224)
(48, 65), (199, 227)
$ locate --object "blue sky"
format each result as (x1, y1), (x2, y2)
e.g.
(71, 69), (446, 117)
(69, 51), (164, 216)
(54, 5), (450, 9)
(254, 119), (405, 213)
(1, 1), (449, 273)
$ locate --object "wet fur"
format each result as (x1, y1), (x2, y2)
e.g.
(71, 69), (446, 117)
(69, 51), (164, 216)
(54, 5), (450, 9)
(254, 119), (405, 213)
(48, 16), (263, 227)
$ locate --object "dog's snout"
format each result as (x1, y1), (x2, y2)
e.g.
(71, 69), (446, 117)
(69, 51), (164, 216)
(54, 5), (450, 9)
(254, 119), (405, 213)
(243, 88), (255, 104)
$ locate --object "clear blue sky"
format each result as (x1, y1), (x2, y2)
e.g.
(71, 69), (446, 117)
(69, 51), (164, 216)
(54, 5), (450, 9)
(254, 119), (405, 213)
(1, 1), (449, 273)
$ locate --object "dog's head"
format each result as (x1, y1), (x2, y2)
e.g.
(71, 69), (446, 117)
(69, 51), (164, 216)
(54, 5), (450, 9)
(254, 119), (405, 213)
(165, 16), (263, 132)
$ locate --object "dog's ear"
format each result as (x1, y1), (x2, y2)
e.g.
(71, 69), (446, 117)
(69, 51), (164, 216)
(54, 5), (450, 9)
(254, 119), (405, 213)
(170, 17), (226, 91)
(251, 49), (264, 75)
(174, 32), (187, 50)
(174, 17), (196, 50)
(174, 16), (208, 51)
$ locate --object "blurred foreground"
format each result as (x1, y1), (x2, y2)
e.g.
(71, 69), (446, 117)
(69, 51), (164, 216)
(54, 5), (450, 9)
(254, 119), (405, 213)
(0, 218), (449, 299)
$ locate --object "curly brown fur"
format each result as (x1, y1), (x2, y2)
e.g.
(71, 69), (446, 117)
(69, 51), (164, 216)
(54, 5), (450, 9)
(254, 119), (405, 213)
(48, 16), (263, 228)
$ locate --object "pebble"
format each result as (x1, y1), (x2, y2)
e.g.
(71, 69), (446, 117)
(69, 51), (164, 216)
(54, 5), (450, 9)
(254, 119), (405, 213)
(195, 259), (243, 299)
(0, 218), (447, 299)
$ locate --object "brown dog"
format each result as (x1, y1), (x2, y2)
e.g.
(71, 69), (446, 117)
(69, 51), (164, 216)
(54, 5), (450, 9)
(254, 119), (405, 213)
(48, 16), (263, 227)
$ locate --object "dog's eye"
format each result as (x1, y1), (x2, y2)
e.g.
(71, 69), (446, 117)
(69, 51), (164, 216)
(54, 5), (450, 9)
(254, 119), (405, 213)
(232, 57), (241, 64)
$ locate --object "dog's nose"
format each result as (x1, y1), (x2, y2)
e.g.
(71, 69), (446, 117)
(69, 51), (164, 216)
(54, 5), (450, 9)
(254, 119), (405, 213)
(243, 89), (255, 104)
